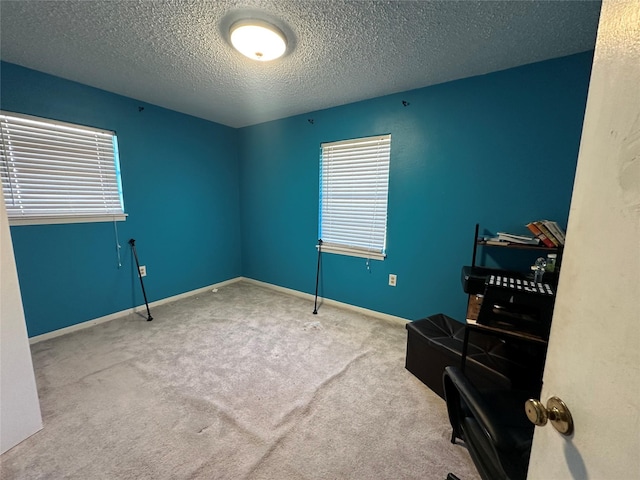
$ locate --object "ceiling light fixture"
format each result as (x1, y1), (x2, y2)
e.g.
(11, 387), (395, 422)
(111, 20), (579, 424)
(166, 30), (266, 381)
(230, 20), (287, 62)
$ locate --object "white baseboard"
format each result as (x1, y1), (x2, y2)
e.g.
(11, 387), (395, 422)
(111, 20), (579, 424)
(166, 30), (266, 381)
(29, 277), (243, 344)
(239, 277), (410, 326)
(30, 276), (409, 344)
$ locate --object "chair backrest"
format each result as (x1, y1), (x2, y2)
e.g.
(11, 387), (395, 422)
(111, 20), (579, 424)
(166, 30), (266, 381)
(443, 366), (534, 480)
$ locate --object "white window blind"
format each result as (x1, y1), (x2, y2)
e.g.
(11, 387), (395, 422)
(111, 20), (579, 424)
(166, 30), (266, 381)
(319, 134), (391, 260)
(0, 111), (125, 225)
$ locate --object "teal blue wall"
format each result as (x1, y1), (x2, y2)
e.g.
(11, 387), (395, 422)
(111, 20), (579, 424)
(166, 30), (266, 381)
(239, 52), (593, 322)
(1, 62), (242, 337)
(1, 52), (592, 336)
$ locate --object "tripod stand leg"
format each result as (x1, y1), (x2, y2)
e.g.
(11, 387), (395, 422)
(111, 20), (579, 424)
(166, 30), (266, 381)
(129, 239), (153, 321)
(313, 239), (322, 314)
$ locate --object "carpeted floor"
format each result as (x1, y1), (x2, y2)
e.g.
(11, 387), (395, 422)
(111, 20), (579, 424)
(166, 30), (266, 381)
(0, 281), (480, 479)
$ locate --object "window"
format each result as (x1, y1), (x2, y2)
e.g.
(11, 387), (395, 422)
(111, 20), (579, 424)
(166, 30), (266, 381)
(319, 134), (391, 260)
(0, 111), (125, 225)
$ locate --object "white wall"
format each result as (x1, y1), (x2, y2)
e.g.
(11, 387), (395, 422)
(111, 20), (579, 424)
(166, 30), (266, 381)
(0, 190), (42, 454)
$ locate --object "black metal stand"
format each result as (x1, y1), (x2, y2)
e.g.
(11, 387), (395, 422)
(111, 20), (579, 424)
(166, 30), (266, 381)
(129, 238), (153, 321)
(312, 239), (322, 314)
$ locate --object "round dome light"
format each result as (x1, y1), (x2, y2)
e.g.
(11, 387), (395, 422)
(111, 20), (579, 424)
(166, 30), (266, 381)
(230, 20), (287, 62)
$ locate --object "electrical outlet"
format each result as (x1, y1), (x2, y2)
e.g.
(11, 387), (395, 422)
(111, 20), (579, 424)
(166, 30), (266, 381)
(389, 274), (397, 287)
(139, 265), (146, 277)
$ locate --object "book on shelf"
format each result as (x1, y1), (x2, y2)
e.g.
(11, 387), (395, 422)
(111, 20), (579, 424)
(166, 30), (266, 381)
(496, 232), (540, 245)
(533, 221), (560, 247)
(484, 238), (509, 246)
(542, 220), (566, 245)
(526, 222), (556, 248)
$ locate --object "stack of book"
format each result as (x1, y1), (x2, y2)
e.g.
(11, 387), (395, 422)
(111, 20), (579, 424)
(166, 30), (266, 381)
(526, 220), (566, 248)
(483, 232), (540, 245)
(495, 232), (540, 245)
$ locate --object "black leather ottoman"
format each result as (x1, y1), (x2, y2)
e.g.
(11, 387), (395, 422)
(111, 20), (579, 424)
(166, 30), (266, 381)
(405, 314), (530, 398)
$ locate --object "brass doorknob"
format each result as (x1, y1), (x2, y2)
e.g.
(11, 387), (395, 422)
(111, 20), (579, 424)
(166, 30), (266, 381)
(525, 396), (574, 436)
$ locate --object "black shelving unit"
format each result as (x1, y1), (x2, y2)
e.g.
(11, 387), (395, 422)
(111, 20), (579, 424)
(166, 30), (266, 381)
(470, 223), (560, 269)
(465, 223), (563, 322)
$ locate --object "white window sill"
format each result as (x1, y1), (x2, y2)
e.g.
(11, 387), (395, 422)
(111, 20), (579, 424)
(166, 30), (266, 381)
(317, 243), (386, 261)
(9, 214), (127, 226)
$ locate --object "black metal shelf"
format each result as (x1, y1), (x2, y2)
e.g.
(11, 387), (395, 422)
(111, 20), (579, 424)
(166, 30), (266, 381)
(476, 240), (559, 251)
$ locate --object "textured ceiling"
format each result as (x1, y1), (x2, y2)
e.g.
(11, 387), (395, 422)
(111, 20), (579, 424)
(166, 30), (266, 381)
(0, 1), (601, 128)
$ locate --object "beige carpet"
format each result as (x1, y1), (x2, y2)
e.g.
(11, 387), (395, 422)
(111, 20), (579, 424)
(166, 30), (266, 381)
(0, 281), (480, 479)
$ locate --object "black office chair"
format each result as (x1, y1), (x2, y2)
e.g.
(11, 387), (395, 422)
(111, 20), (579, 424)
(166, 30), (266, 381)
(443, 366), (535, 480)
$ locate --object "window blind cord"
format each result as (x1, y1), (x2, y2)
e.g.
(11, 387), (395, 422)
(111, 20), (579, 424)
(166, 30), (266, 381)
(113, 217), (122, 268)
